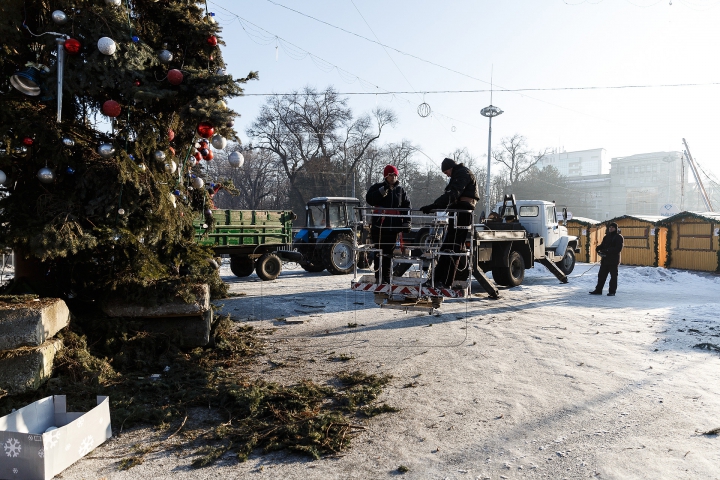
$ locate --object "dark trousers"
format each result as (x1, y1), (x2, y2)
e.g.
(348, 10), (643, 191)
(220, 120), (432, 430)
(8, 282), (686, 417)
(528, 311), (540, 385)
(434, 202), (473, 287)
(595, 261), (619, 294)
(372, 228), (400, 282)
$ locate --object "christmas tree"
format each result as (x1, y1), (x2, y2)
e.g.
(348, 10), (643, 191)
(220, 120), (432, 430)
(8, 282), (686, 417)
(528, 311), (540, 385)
(0, 0), (256, 303)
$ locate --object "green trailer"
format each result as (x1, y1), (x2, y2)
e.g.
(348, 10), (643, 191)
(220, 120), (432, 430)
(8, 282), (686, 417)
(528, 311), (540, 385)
(194, 209), (296, 280)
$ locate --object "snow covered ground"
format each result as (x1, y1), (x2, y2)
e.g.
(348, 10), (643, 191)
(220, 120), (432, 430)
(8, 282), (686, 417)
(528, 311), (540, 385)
(65, 261), (720, 479)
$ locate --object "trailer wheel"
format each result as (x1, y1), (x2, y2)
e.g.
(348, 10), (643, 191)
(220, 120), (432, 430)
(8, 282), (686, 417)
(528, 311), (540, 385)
(230, 255), (254, 277)
(323, 234), (355, 274)
(256, 253), (282, 281)
(301, 262), (326, 273)
(556, 248), (576, 275)
(493, 251), (525, 287)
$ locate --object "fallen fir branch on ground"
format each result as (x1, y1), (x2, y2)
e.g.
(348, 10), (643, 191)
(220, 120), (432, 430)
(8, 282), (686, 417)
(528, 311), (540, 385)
(0, 310), (397, 468)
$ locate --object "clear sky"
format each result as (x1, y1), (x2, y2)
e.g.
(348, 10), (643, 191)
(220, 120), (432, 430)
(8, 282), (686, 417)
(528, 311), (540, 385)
(207, 0), (720, 181)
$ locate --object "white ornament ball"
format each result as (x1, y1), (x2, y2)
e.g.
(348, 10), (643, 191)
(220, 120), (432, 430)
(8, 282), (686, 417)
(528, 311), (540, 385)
(153, 150), (166, 161)
(52, 10), (68, 25)
(164, 160), (177, 174)
(37, 167), (55, 184)
(0, 170), (6, 185)
(97, 37), (117, 55)
(191, 176), (204, 189)
(105, 0), (122, 6)
(97, 143), (115, 159)
(211, 135), (226, 150)
(62, 137), (75, 147)
(169, 192), (177, 208)
(228, 151), (244, 168)
(117, 208), (125, 215)
(216, 68), (226, 76)
(158, 50), (173, 64)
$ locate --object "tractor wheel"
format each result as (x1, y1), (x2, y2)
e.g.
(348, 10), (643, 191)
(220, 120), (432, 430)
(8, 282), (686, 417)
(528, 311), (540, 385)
(230, 255), (254, 277)
(255, 253), (282, 281)
(323, 234), (355, 275)
(492, 251), (525, 287)
(556, 248), (576, 275)
(301, 262), (326, 273)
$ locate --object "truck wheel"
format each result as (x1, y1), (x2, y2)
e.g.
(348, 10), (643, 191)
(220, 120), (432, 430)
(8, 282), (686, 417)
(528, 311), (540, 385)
(323, 234), (354, 274)
(556, 248), (576, 275)
(493, 251), (525, 287)
(256, 253), (282, 281)
(230, 255), (254, 277)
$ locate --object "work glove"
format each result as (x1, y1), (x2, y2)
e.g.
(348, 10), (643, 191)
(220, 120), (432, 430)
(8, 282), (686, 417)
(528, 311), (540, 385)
(420, 205), (434, 214)
(378, 185), (388, 197)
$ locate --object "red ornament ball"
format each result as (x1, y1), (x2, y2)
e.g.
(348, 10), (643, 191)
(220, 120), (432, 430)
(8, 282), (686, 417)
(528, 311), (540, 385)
(167, 69), (183, 86)
(203, 150), (214, 161)
(207, 35), (218, 46)
(168, 129), (175, 142)
(22, 137), (34, 146)
(169, 146), (176, 156)
(102, 100), (121, 117)
(133, 79), (141, 87)
(196, 121), (214, 139)
(64, 38), (81, 55)
(194, 152), (202, 162)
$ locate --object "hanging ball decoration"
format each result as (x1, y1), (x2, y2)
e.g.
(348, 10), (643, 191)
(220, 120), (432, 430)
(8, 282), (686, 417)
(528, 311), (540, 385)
(417, 102), (431, 118)
(0, 170), (6, 185)
(52, 10), (69, 25)
(168, 146), (175, 156)
(207, 35), (218, 46)
(169, 192), (177, 208)
(216, 68), (226, 76)
(226, 119), (235, 128)
(164, 160), (177, 174)
(65, 166), (75, 175)
(117, 208), (125, 215)
(198, 148), (209, 157)
(131, 35), (140, 43)
(105, 0), (122, 6)
(192, 176), (205, 189)
(97, 37), (117, 55)
(168, 129), (175, 142)
(62, 137), (75, 147)
(138, 163), (146, 172)
(13, 146), (28, 156)
(196, 121), (214, 138)
(167, 69), (183, 85)
(203, 150), (214, 161)
(133, 79), (141, 87)
(211, 134), (227, 150)
(97, 143), (116, 158)
(64, 38), (82, 55)
(153, 150), (166, 161)
(193, 152), (202, 162)
(102, 100), (121, 117)
(216, 100), (227, 110)
(158, 49), (173, 64)
(228, 151), (244, 168)
(22, 137), (34, 146)
(37, 167), (55, 184)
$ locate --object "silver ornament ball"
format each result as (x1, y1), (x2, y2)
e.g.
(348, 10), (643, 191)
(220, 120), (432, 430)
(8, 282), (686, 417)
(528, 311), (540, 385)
(105, 0), (122, 6)
(138, 163), (147, 172)
(52, 10), (68, 25)
(37, 167), (55, 184)
(216, 68), (226, 76)
(211, 134), (227, 150)
(97, 143), (115, 159)
(164, 160), (177, 173)
(158, 49), (173, 64)
(153, 150), (166, 161)
(97, 37), (117, 56)
(0, 170), (6, 185)
(62, 137), (75, 147)
(228, 151), (244, 168)
(117, 208), (125, 215)
(191, 176), (205, 189)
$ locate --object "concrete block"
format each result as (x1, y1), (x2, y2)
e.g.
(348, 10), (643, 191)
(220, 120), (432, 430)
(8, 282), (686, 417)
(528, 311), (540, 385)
(0, 298), (70, 351)
(0, 338), (63, 394)
(140, 309), (213, 347)
(101, 284), (210, 318)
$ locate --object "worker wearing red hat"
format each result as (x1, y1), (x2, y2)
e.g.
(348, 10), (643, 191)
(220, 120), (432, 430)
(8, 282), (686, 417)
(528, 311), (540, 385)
(365, 165), (412, 283)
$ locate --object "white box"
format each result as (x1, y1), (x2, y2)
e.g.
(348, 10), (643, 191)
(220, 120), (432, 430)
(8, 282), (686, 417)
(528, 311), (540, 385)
(0, 395), (111, 480)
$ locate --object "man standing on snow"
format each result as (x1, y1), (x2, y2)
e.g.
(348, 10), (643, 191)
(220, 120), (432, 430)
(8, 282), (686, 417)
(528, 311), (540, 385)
(419, 158), (479, 288)
(590, 222), (624, 296)
(366, 165), (411, 283)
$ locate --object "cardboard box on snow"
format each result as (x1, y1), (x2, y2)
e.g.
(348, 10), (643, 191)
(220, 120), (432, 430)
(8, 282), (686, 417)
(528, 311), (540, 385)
(0, 396), (111, 480)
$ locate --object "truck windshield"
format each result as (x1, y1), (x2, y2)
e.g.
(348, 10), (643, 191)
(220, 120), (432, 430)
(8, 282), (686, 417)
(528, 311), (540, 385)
(307, 205), (326, 228)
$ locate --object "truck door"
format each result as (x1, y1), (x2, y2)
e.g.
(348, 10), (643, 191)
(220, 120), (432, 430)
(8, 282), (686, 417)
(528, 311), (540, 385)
(545, 204), (561, 249)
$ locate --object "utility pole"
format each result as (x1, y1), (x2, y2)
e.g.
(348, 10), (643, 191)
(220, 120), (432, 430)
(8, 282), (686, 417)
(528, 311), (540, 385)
(682, 138), (714, 212)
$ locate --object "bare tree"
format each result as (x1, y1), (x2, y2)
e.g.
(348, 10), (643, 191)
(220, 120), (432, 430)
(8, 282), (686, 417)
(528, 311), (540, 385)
(492, 134), (550, 185)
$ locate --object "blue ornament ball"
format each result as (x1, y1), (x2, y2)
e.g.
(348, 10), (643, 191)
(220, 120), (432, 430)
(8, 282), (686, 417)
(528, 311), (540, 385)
(132, 36), (140, 43)
(65, 166), (75, 175)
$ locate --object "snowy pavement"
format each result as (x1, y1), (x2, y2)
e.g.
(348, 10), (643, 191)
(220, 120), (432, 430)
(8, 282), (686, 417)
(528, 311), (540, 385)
(64, 261), (720, 479)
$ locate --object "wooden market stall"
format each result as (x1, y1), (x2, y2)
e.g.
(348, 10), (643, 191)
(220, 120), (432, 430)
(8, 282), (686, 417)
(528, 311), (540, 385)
(605, 215), (667, 267)
(565, 217), (605, 263)
(658, 212), (720, 272)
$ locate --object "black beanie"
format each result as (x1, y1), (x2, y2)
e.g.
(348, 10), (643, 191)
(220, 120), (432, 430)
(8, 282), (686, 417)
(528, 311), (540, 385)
(609, 222), (618, 230)
(441, 158), (457, 172)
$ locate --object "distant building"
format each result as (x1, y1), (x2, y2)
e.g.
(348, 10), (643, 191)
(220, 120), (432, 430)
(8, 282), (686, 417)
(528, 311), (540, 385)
(537, 148), (609, 177)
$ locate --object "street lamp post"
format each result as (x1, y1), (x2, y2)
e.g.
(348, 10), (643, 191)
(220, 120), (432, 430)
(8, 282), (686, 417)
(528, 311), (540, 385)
(480, 105), (503, 217)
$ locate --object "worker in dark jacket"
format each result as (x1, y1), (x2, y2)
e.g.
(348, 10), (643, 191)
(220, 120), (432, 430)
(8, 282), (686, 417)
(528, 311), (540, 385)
(419, 158), (480, 288)
(366, 165), (411, 283)
(590, 222), (624, 296)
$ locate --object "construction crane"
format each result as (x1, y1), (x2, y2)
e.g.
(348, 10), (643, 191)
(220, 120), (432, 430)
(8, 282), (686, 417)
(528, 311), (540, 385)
(682, 138), (714, 212)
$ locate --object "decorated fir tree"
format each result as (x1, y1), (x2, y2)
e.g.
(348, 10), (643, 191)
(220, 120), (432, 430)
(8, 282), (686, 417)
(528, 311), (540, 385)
(0, 0), (255, 303)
